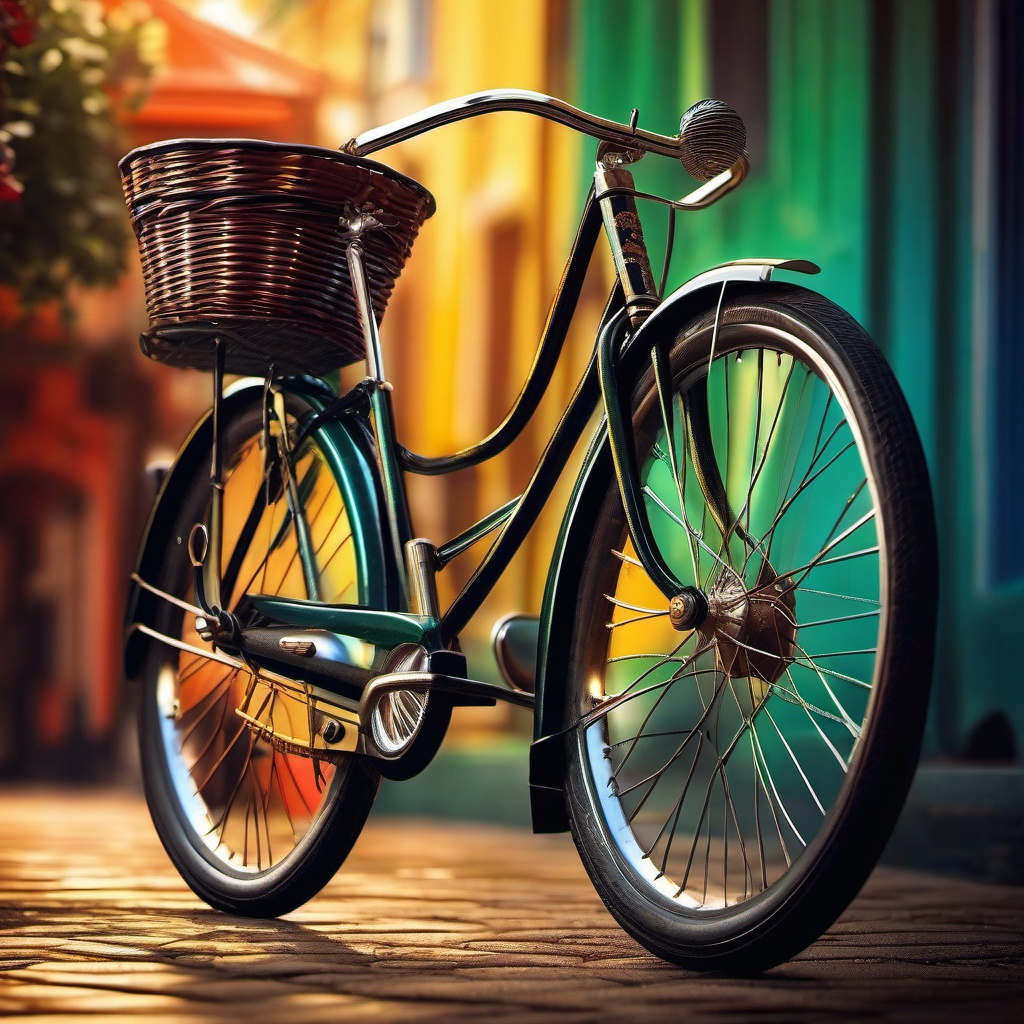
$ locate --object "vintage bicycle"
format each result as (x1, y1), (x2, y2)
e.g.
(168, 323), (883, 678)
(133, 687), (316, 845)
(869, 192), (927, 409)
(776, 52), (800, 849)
(120, 91), (937, 971)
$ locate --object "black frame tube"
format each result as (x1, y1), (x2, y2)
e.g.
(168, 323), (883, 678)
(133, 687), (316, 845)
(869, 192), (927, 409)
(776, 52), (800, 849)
(435, 495), (520, 568)
(397, 193), (603, 476)
(439, 342), (607, 644)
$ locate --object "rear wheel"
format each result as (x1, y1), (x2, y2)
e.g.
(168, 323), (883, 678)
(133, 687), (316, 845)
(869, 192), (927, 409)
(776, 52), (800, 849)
(564, 287), (936, 970)
(139, 392), (384, 917)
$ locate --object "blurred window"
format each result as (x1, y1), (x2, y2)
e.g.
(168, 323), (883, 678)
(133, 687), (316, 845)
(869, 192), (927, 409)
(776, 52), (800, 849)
(379, 0), (432, 87)
(709, 0), (769, 168)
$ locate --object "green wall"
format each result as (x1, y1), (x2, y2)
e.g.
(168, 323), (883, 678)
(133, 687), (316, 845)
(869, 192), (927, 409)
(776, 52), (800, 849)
(571, 0), (1021, 759)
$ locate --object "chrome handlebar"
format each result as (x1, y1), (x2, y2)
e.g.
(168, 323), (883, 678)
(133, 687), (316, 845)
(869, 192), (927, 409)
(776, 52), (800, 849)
(346, 88), (749, 209)
(346, 88), (690, 161)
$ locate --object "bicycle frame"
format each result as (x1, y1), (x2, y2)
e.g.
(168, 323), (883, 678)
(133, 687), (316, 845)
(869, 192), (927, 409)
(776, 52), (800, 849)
(249, 190), (610, 652)
(255, 91), (755, 645)
(124, 88), (820, 798)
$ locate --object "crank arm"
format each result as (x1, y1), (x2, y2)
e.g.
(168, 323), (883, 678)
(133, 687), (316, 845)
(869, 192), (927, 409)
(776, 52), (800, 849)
(360, 671), (535, 719)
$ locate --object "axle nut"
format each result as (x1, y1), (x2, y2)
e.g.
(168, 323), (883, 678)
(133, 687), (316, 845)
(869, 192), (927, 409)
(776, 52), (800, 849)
(669, 593), (696, 630)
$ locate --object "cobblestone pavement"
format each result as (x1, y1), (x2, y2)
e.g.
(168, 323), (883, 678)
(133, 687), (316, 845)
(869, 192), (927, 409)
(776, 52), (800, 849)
(0, 789), (1022, 1022)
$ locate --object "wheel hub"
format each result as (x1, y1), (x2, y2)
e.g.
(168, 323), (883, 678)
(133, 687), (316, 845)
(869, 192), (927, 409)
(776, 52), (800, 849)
(696, 561), (796, 686)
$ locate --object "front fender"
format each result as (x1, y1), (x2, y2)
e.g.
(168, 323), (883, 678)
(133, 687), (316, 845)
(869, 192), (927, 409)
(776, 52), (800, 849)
(123, 376), (388, 679)
(528, 258), (819, 833)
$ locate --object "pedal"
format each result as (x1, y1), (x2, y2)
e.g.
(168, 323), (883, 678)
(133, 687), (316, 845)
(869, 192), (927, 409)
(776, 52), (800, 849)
(491, 614), (539, 694)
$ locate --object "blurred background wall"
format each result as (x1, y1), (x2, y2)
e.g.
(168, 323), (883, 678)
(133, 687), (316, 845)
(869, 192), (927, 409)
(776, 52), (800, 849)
(0, 0), (1020, 875)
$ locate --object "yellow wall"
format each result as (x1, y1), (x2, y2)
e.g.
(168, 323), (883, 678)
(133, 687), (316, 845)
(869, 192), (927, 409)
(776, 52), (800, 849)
(371, 2), (588, 612)
(370, 3), (609, 729)
(175, 1), (609, 715)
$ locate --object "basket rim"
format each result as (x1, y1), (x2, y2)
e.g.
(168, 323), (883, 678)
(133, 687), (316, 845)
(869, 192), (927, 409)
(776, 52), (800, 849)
(119, 137), (436, 219)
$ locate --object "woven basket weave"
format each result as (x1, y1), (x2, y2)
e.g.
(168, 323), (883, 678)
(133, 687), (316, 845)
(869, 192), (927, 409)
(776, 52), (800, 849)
(120, 139), (435, 377)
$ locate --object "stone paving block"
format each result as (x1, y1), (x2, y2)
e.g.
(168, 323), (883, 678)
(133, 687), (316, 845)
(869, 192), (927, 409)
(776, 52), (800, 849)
(0, 982), (188, 1013)
(1, 788), (1023, 1022)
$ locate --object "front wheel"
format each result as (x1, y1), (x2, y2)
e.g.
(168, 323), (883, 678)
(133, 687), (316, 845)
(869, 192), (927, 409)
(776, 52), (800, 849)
(563, 286), (936, 971)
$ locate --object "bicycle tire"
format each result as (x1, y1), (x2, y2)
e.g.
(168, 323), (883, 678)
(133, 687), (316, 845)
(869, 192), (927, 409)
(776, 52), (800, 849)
(562, 285), (936, 971)
(138, 391), (385, 917)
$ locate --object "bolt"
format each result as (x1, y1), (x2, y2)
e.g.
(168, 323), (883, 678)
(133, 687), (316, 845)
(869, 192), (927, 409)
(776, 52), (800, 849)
(321, 720), (344, 744)
(669, 592), (706, 630)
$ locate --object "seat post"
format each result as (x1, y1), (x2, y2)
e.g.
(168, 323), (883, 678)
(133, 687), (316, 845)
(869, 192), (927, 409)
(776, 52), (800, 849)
(344, 235), (412, 610)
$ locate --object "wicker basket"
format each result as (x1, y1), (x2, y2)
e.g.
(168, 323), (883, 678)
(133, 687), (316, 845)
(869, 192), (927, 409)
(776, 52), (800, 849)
(120, 139), (435, 377)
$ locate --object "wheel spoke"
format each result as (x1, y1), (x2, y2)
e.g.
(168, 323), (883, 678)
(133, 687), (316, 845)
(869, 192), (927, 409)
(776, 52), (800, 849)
(750, 727), (795, 868)
(579, 637), (714, 729)
(612, 662), (720, 782)
(761, 509), (877, 599)
(749, 720), (807, 848)
(178, 668), (235, 745)
(729, 356), (796, 564)
(643, 484), (732, 577)
(184, 670), (239, 775)
(762, 706), (826, 815)
(604, 594), (667, 615)
(614, 673), (724, 801)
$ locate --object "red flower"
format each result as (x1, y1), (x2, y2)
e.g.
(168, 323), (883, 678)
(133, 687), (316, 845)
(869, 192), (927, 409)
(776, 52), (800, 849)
(0, 173), (24, 202)
(0, 0), (35, 50)
(0, 143), (22, 202)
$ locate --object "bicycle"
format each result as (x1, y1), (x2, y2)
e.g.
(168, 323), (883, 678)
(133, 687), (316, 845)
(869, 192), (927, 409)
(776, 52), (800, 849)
(120, 90), (937, 972)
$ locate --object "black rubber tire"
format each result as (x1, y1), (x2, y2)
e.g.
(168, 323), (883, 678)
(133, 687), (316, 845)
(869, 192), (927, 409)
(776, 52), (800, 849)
(563, 286), (937, 972)
(138, 393), (382, 918)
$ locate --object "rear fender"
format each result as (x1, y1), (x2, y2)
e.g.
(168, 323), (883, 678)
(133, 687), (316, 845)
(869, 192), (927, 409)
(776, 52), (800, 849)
(528, 258), (820, 833)
(124, 377), (389, 679)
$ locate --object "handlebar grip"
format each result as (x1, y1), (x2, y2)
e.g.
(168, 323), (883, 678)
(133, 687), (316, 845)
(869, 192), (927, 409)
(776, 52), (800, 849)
(678, 100), (747, 182)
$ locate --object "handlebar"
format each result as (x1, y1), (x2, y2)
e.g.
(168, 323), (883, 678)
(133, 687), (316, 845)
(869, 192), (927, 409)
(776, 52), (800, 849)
(346, 89), (688, 160)
(345, 89), (746, 188)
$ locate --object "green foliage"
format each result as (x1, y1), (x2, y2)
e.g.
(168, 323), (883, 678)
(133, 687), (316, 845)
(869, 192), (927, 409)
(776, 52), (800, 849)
(0, 0), (161, 312)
